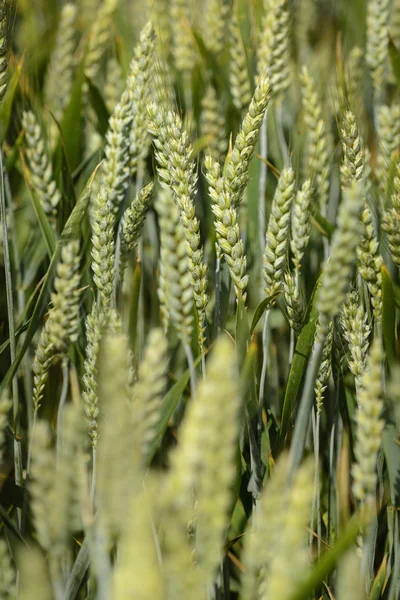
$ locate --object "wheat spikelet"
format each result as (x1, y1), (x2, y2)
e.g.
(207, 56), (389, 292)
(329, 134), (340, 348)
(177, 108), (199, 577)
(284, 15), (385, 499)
(357, 206), (383, 321)
(266, 458), (314, 599)
(148, 104), (208, 349)
(300, 66), (330, 214)
(202, 0), (230, 55)
(382, 163), (400, 267)
(340, 110), (366, 188)
(83, 0), (117, 82)
(101, 88), (133, 214)
(112, 487), (164, 599)
(91, 186), (115, 310)
(341, 291), (371, 391)
(314, 320), (333, 414)
(316, 181), (364, 335)
(127, 21), (156, 177)
(352, 338), (384, 508)
(229, 11), (252, 113)
(120, 182), (154, 276)
(366, 0), (390, 96)
(225, 70), (271, 208)
(200, 83), (227, 160)
(284, 271), (304, 334)
(241, 455), (290, 598)
(22, 110), (61, 221)
(32, 241), (82, 413)
(376, 104), (400, 199)
(132, 328), (168, 459)
(165, 337), (240, 585)
(290, 179), (312, 274)
(47, 240), (81, 354)
(44, 3), (77, 123)
(104, 56), (123, 114)
(156, 189), (193, 345)
(96, 329), (137, 535)
(170, 0), (196, 73)
(257, 0), (291, 98)
(206, 156), (249, 302)
(82, 303), (106, 448)
(263, 167), (295, 300)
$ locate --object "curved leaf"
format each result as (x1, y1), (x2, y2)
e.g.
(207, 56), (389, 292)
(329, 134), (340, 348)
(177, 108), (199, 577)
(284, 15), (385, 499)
(0, 168), (98, 397)
(250, 293), (279, 336)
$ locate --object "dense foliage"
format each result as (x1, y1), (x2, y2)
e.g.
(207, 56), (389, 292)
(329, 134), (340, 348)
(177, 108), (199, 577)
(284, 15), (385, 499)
(0, 0), (400, 598)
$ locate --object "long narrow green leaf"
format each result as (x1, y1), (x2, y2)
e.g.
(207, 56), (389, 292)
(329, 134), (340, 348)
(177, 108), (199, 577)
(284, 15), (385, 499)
(288, 514), (364, 600)
(0, 168), (97, 397)
(64, 538), (90, 600)
(21, 155), (56, 259)
(382, 265), (398, 365)
(0, 59), (23, 144)
(250, 293), (279, 335)
(279, 278), (320, 444)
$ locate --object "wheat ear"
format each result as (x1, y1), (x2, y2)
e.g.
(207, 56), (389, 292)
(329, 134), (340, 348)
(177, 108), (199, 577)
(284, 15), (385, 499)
(44, 3), (77, 123)
(22, 110), (61, 222)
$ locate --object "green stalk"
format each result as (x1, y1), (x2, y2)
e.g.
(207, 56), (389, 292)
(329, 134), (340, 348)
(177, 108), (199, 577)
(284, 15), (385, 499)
(288, 338), (324, 480)
(56, 360), (69, 463)
(0, 148), (23, 526)
(275, 102), (288, 160)
(258, 111), (268, 256)
(5, 172), (33, 429)
(184, 342), (196, 398)
(258, 308), (271, 436)
(213, 255), (221, 338)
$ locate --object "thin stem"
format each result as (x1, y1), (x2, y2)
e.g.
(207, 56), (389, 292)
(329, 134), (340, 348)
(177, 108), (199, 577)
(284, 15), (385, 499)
(56, 360), (70, 463)
(214, 255), (221, 339)
(362, 513), (378, 593)
(289, 327), (296, 367)
(275, 101), (288, 161)
(90, 446), (97, 500)
(184, 343), (196, 398)
(328, 415), (338, 542)
(258, 309), (271, 436)
(309, 407), (317, 547)
(315, 410), (321, 556)
(288, 338), (324, 481)
(258, 110), (268, 257)
(4, 171), (33, 429)
(0, 148), (22, 526)
(183, 71), (192, 113)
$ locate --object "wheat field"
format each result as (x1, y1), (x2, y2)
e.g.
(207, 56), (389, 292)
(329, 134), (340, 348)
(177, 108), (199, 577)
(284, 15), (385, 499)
(0, 0), (399, 598)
